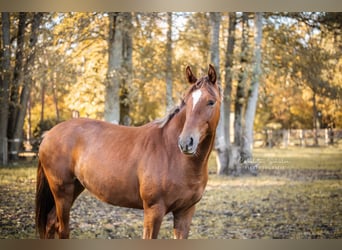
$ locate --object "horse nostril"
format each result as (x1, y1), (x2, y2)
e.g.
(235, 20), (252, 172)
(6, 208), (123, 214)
(189, 137), (194, 147)
(178, 136), (195, 154)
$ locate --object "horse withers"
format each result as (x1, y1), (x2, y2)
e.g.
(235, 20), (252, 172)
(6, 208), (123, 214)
(35, 65), (222, 239)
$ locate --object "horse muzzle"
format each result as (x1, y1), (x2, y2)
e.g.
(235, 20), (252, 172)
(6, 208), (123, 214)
(178, 135), (199, 155)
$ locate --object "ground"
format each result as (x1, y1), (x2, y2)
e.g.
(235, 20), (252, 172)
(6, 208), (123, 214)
(0, 147), (341, 239)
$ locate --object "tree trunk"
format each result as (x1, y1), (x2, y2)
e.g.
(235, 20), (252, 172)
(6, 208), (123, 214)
(8, 12), (26, 139)
(224, 12), (237, 147)
(234, 12), (249, 147)
(0, 12), (11, 165)
(312, 90), (319, 145)
(208, 13), (229, 175)
(241, 12), (263, 170)
(52, 72), (60, 122)
(221, 13), (237, 175)
(27, 95), (32, 142)
(104, 12), (122, 124)
(119, 12), (133, 126)
(10, 12), (43, 160)
(165, 12), (173, 112)
(40, 82), (46, 122)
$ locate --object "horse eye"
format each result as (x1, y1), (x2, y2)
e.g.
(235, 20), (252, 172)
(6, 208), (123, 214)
(207, 100), (216, 106)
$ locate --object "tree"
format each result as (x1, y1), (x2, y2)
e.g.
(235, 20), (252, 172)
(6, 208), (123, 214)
(257, 13), (342, 135)
(292, 38), (341, 144)
(0, 13), (43, 162)
(119, 12), (133, 125)
(165, 12), (173, 112)
(132, 12), (177, 125)
(0, 12), (11, 165)
(208, 12), (229, 175)
(241, 12), (263, 162)
(1, 12), (341, 164)
(217, 12), (237, 175)
(104, 12), (133, 125)
(9, 13), (43, 160)
(234, 12), (250, 148)
(8, 13), (26, 138)
(223, 12), (237, 147)
(59, 13), (108, 120)
(104, 12), (122, 124)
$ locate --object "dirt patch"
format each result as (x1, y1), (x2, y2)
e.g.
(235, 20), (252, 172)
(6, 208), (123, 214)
(0, 165), (341, 239)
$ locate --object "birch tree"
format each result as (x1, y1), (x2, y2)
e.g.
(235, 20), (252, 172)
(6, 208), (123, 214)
(208, 12), (229, 175)
(104, 12), (123, 124)
(216, 12), (238, 175)
(105, 12), (133, 125)
(242, 12), (263, 163)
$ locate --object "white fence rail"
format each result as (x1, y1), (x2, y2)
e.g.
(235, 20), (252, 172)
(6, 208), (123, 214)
(1, 128), (341, 165)
(254, 129), (342, 148)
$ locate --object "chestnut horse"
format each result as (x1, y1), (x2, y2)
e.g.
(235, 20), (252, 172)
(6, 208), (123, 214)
(35, 65), (221, 239)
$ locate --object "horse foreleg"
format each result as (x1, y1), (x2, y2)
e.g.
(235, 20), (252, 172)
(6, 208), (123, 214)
(142, 202), (166, 239)
(173, 205), (196, 239)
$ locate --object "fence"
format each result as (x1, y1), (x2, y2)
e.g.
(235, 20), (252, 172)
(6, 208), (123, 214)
(1, 128), (341, 165)
(1, 137), (40, 165)
(254, 128), (342, 148)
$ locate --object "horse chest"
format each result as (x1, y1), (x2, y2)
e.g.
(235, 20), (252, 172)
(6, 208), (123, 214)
(164, 179), (206, 212)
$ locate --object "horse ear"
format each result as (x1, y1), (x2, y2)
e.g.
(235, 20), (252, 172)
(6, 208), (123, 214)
(185, 66), (197, 84)
(208, 64), (217, 84)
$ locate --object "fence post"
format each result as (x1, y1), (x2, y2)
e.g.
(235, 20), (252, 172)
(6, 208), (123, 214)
(283, 129), (290, 148)
(8, 138), (21, 160)
(299, 129), (303, 147)
(267, 129), (273, 148)
(1, 137), (8, 165)
(329, 128), (334, 145)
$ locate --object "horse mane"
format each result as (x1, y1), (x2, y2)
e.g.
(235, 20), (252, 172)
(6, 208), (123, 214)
(154, 75), (222, 128)
(153, 101), (185, 128)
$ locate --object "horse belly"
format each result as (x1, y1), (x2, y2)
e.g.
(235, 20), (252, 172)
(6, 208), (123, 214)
(75, 161), (143, 209)
(99, 179), (143, 209)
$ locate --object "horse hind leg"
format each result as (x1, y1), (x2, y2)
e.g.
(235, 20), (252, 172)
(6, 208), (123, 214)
(52, 180), (85, 239)
(45, 206), (57, 238)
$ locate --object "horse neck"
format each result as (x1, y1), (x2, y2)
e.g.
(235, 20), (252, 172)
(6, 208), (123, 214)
(161, 107), (185, 146)
(195, 130), (216, 170)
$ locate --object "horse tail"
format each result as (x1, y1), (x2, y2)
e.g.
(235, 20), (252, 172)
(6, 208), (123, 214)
(35, 159), (55, 238)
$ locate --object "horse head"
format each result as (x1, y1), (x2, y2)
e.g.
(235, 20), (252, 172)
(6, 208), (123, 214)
(178, 64), (221, 156)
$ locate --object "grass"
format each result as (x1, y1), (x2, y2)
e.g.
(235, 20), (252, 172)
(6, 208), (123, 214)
(0, 146), (341, 239)
(253, 147), (342, 170)
(194, 176), (341, 239)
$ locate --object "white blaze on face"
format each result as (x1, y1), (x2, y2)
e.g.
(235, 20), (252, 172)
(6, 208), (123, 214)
(192, 89), (202, 111)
